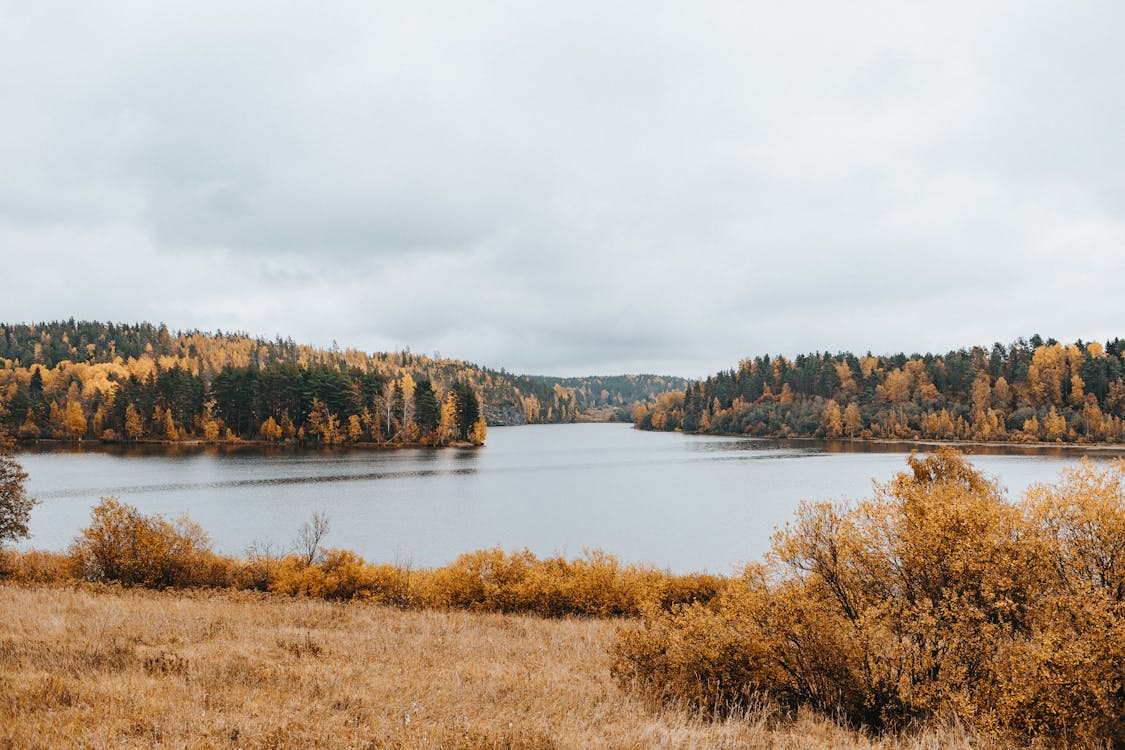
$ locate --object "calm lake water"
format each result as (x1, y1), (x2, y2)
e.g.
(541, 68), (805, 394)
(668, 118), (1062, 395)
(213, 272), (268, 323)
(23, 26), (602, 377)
(15, 424), (1123, 573)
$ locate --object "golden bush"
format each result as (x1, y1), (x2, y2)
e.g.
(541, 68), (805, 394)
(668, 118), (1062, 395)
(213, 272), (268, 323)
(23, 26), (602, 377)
(268, 549), (405, 602)
(0, 549), (73, 583)
(68, 497), (233, 588)
(613, 450), (1125, 746)
(416, 548), (720, 617)
(421, 548), (537, 612)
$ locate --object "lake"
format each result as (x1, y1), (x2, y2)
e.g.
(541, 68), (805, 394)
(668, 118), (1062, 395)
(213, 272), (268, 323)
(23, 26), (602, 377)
(14, 424), (1122, 573)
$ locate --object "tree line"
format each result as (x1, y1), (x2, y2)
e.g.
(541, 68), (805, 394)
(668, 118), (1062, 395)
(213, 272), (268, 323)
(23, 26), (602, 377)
(9, 360), (486, 447)
(634, 335), (1125, 444)
(0, 320), (687, 444)
(0, 323), (494, 445)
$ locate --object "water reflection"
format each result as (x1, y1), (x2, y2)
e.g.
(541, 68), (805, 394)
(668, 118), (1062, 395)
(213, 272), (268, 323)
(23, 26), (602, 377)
(683, 433), (1125, 459)
(34, 466), (482, 500)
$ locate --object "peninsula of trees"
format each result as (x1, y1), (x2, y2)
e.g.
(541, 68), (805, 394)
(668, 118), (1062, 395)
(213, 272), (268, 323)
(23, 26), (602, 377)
(0, 321), (686, 447)
(634, 335), (1125, 445)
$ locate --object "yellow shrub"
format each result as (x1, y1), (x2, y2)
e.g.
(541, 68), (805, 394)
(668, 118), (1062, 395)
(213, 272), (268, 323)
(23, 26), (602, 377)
(513, 551), (637, 617)
(653, 571), (725, 612)
(613, 451), (1125, 745)
(421, 548), (536, 611)
(0, 549), (73, 584)
(414, 548), (720, 617)
(51, 503), (720, 618)
(268, 550), (408, 603)
(613, 568), (775, 711)
(69, 497), (232, 588)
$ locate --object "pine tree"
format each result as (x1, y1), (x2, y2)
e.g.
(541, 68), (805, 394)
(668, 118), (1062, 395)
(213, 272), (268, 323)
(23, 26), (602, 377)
(452, 381), (481, 441)
(413, 379), (441, 435)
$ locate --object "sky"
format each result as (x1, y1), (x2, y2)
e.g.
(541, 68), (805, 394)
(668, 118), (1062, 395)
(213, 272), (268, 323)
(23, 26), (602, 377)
(1, 1), (1123, 378)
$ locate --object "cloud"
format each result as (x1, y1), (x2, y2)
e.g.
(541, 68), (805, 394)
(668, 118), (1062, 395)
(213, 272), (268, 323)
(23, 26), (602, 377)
(2, 1), (1124, 377)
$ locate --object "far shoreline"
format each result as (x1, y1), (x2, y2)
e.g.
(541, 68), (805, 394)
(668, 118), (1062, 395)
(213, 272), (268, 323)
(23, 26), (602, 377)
(12, 437), (484, 454)
(635, 426), (1125, 457)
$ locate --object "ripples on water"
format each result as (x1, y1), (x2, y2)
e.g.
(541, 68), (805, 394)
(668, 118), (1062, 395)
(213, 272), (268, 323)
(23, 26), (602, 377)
(16, 424), (1120, 572)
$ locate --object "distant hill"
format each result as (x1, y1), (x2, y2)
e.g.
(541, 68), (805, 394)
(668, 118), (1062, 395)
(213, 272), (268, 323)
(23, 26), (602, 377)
(0, 320), (686, 445)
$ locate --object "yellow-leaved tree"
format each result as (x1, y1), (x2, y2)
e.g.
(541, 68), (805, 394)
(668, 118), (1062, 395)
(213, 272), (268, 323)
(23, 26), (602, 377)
(469, 417), (488, 445)
(437, 393), (458, 446)
(819, 399), (842, 438)
(843, 401), (862, 437)
(124, 403), (144, 441)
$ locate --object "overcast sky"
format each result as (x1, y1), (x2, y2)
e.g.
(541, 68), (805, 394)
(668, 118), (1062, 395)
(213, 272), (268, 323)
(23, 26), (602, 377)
(1, 1), (1123, 377)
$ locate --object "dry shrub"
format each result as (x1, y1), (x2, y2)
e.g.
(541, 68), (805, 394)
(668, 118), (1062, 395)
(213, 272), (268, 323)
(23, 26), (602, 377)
(421, 548), (537, 612)
(417, 548), (720, 617)
(254, 545), (722, 617)
(44, 498), (719, 618)
(612, 450), (1125, 747)
(0, 549), (73, 583)
(235, 542), (286, 591)
(69, 497), (235, 588)
(655, 571), (725, 611)
(269, 549), (404, 603)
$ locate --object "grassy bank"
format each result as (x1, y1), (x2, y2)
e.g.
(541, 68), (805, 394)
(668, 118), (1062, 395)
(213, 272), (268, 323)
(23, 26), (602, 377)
(0, 584), (978, 749)
(1, 498), (723, 618)
(7, 451), (1125, 746)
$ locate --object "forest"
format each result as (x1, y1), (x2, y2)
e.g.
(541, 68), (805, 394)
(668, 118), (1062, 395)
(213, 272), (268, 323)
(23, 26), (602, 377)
(0, 320), (685, 446)
(634, 335), (1125, 445)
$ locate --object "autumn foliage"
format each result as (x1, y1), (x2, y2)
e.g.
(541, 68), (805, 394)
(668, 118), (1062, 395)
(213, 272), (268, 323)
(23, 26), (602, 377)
(0, 320), (687, 445)
(2, 498), (721, 620)
(612, 450), (1125, 746)
(68, 498), (234, 588)
(638, 336), (1125, 445)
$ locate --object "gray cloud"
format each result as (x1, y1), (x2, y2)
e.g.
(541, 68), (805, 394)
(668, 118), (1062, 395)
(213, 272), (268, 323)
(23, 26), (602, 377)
(2, 1), (1124, 377)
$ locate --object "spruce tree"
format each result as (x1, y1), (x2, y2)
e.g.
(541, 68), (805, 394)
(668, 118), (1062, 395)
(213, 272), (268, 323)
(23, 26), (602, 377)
(452, 381), (481, 440)
(413, 379), (441, 434)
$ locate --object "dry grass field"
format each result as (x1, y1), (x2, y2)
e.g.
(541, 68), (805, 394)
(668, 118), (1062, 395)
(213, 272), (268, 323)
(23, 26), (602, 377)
(0, 584), (982, 750)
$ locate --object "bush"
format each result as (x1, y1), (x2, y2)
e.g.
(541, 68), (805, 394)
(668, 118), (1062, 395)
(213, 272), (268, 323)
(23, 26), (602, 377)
(269, 549), (405, 602)
(612, 450), (1125, 746)
(416, 548), (721, 617)
(69, 497), (234, 588)
(54, 501), (720, 618)
(421, 548), (537, 612)
(0, 549), (73, 583)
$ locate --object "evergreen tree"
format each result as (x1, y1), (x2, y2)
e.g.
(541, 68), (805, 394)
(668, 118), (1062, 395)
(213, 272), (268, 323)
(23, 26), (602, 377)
(413, 379), (441, 433)
(452, 381), (481, 441)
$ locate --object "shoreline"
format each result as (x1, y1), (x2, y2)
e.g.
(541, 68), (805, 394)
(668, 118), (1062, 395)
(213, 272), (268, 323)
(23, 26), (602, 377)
(785, 434), (1125, 452)
(12, 437), (483, 453)
(638, 426), (1125, 455)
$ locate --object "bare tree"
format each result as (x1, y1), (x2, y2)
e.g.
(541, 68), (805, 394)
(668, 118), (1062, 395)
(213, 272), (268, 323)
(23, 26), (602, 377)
(295, 511), (330, 566)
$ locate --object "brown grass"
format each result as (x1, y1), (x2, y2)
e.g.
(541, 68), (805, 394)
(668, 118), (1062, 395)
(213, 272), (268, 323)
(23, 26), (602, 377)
(0, 584), (987, 749)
